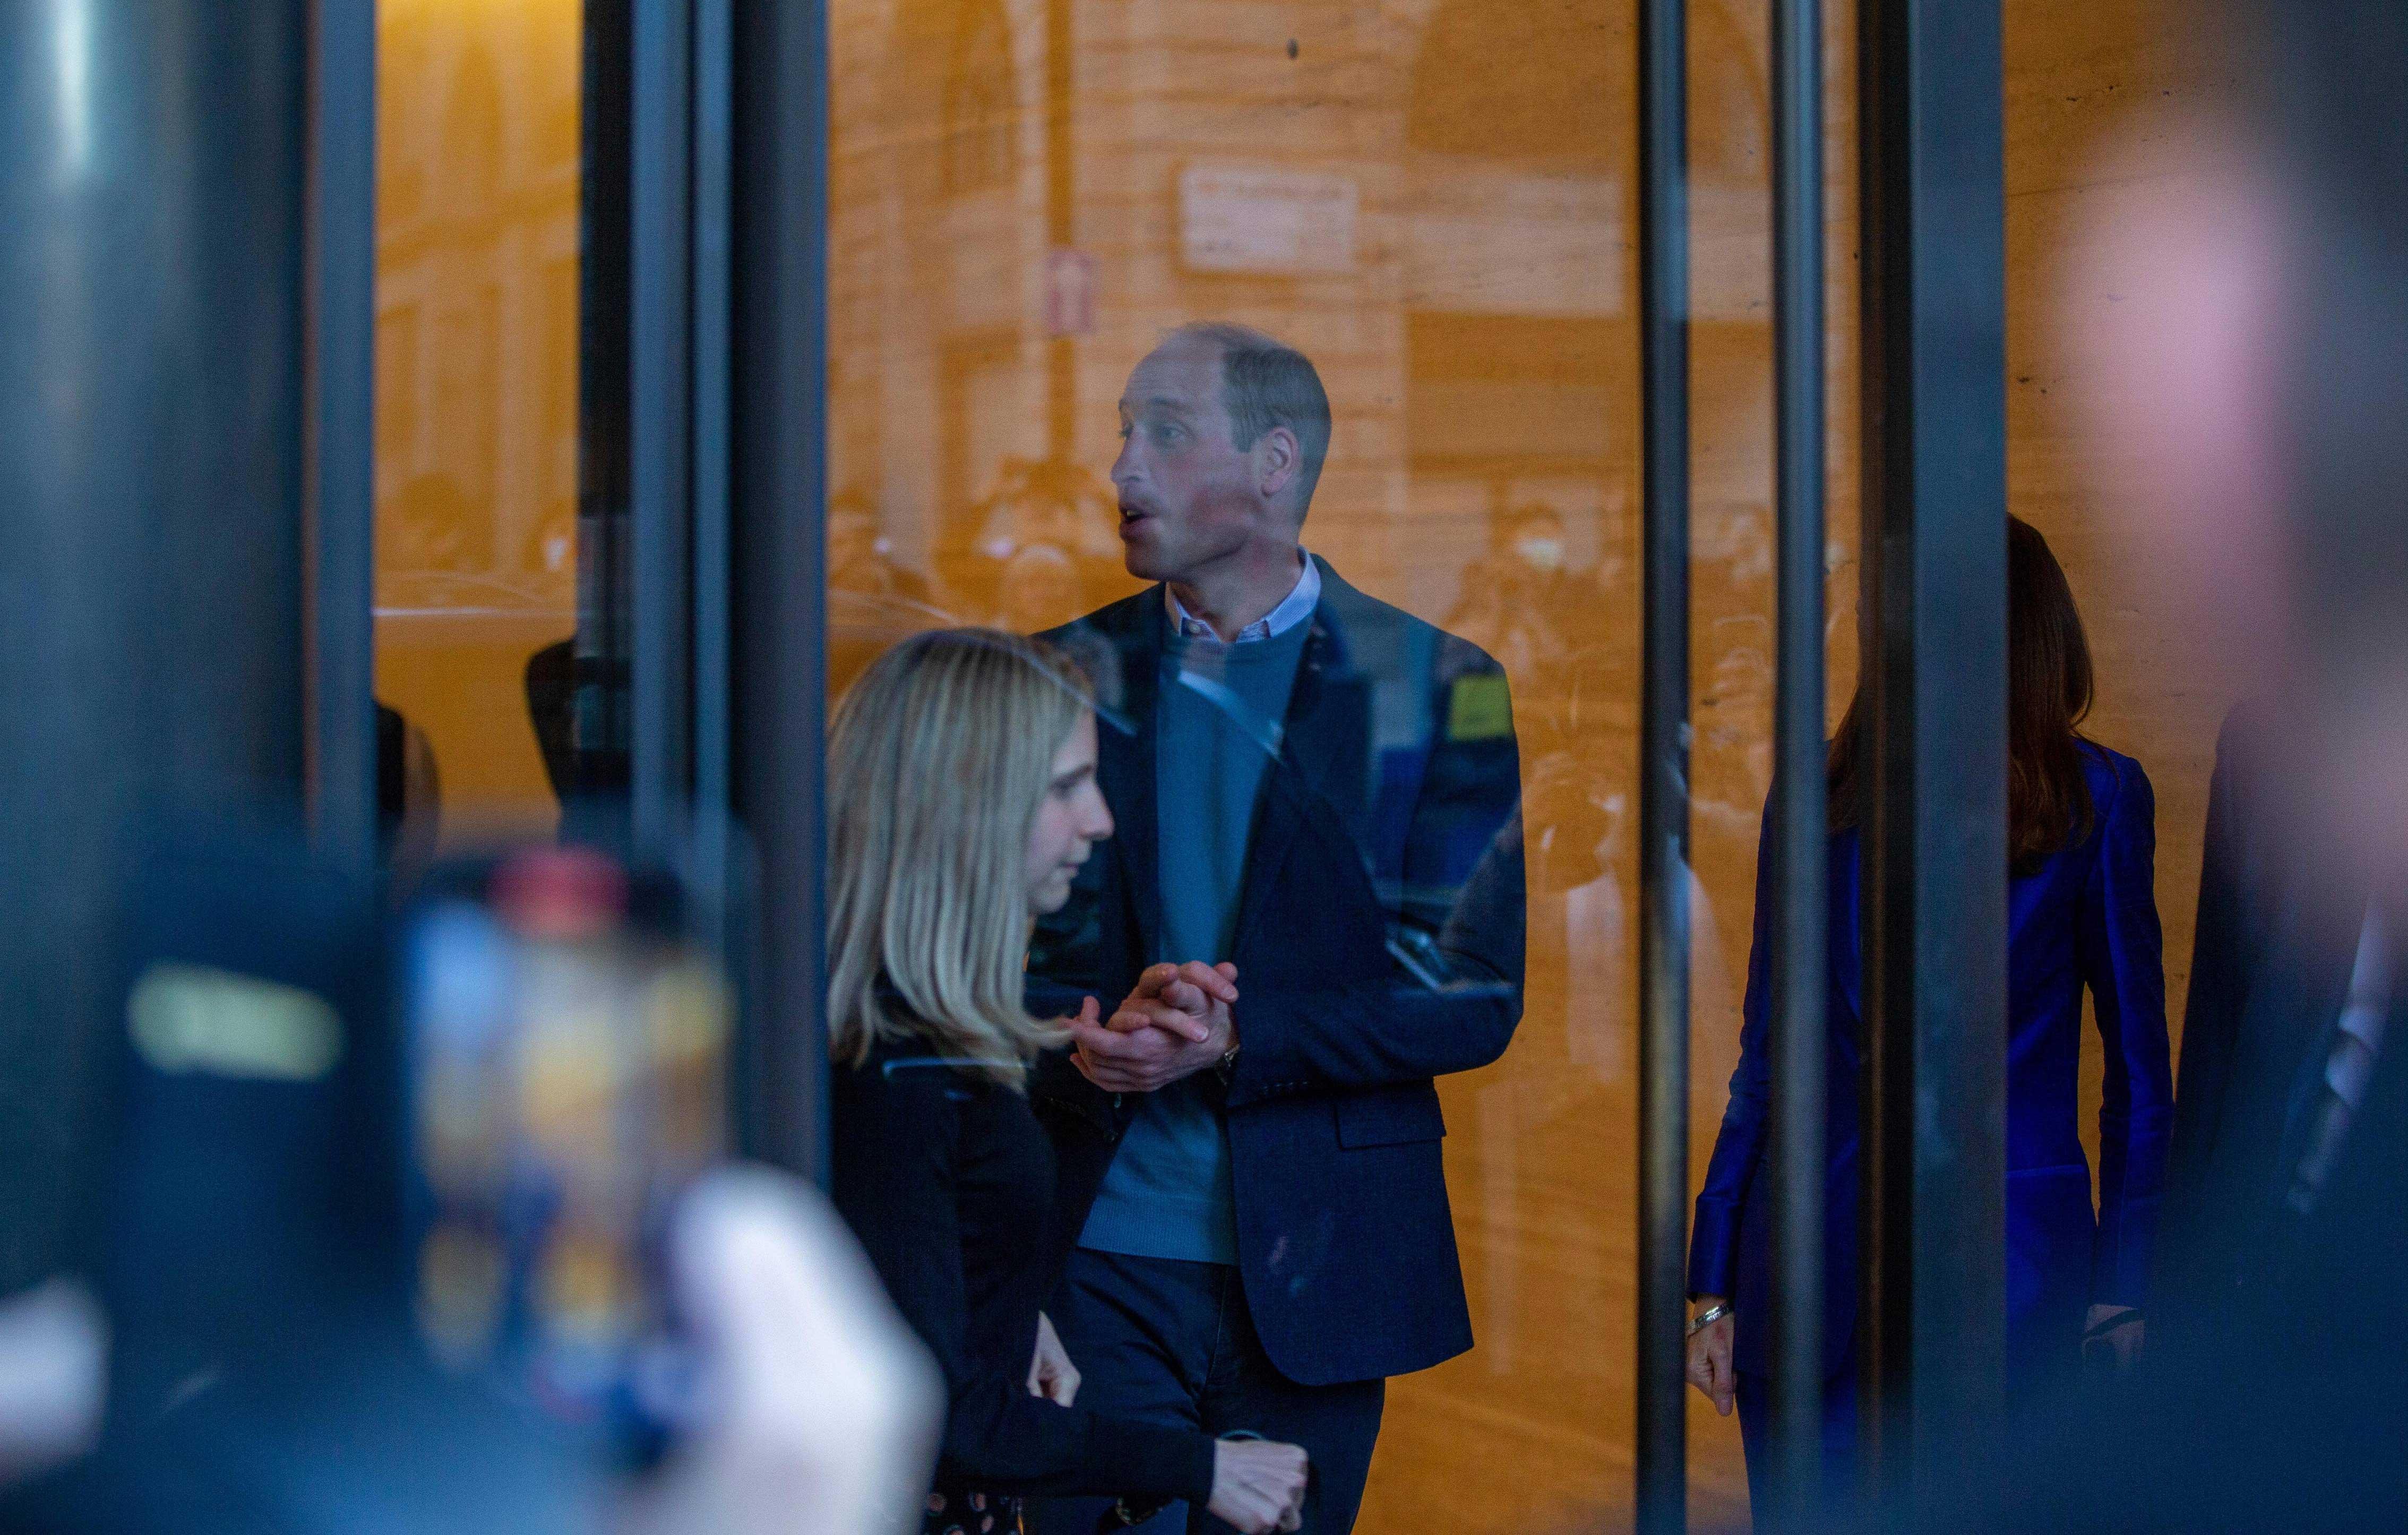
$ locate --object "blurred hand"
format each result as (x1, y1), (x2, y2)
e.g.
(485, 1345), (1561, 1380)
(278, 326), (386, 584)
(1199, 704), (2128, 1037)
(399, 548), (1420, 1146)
(1068, 962), (1237, 1093)
(617, 1166), (943, 1535)
(1207, 1438), (1309, 1534)
(1027, 1312), (1080, 1407)
(1684, 1299), (1734, 1417)
(0, 1278), (105, 1488)
(2085, 1304), (2145, 1372)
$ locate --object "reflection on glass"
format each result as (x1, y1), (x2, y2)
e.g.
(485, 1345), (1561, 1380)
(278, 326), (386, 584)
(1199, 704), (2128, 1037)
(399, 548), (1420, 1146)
(815, 0), (2301, 1526)
(823, 0), (1887, 1524)
(374, 0), (583, 858)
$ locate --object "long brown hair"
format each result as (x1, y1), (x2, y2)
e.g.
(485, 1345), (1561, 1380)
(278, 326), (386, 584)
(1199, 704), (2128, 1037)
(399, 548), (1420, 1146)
(1828, 518), (2096, 874)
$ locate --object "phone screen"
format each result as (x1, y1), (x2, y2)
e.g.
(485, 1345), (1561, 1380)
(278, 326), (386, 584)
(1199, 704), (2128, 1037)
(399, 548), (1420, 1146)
(398, 846), (728, 1449)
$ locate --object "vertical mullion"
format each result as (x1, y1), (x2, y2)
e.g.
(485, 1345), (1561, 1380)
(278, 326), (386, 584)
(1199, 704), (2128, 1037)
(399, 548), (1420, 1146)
(631, 0), (695, 855)
(729, 0), (831, 1184)
(1901, 0), (2007, 1502)
(1044, 0), (1075, 460)
(1635, 0), (1692, 1530)
(1857, 0), (2009, 1520)
(1853, 0), (1903, 1495)
(692, 0), (734, 948)
(1768, 0), (1829, 1513)
(305, 0), (378, 873)
(579, 0), (634, 813)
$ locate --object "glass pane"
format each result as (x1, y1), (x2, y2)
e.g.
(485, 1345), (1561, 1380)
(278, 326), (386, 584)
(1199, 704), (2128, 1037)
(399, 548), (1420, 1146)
(828, 0), (1871, 1528)
(375, 0), (584, 866)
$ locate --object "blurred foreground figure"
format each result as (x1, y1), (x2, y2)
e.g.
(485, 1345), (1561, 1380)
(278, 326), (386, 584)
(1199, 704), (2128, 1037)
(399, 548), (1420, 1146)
(2061, 1), (2408, 1529)
(0, 1282), (105, 1488)
(621, 1168), (945, 1535)
(1, 835), (939, 1532)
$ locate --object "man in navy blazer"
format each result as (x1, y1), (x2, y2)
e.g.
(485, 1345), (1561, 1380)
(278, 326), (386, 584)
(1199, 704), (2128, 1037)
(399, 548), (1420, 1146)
(1024, 323), (1524, 1535)
(2135, 701), (2408, 1531)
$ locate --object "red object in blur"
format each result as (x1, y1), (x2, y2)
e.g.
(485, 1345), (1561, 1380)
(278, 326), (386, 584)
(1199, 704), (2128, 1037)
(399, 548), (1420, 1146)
(489, 846), (628, 941)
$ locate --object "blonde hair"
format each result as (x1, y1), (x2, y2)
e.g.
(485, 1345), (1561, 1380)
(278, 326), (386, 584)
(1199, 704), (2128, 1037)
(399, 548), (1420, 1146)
(827, 628), (1095, 1088)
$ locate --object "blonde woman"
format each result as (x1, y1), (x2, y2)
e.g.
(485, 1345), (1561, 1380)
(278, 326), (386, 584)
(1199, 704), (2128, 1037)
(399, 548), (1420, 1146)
(826, 629), (1309, 1535)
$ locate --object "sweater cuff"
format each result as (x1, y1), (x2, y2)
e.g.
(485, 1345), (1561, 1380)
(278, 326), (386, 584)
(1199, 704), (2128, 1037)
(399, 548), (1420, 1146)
(1085, 1415), (1219, 1504)
(1688, 1195), (1740, 1300)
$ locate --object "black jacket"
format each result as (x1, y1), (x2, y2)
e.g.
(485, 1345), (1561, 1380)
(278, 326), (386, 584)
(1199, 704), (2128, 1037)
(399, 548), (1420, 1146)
(831, 1036), (1217, 1501)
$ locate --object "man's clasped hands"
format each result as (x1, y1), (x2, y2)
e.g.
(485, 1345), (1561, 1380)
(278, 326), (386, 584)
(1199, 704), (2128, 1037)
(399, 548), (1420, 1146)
(1065, 961), (1242, 1094)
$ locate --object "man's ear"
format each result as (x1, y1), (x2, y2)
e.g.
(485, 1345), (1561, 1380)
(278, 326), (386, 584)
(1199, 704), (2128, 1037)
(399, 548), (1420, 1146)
(1255, 425), (1300, 504)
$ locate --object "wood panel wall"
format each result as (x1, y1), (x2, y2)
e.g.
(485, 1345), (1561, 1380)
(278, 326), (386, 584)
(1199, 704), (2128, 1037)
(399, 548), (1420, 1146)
(380, 0), (2230, 1529)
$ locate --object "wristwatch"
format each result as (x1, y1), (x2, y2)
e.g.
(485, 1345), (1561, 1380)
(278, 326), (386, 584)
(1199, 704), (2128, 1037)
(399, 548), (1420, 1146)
(1216, 1041), (1241, 1083)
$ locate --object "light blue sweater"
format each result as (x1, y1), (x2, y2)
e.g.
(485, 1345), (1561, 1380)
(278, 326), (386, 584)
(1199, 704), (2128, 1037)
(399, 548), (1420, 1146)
(1077, 622), (1309, 1265)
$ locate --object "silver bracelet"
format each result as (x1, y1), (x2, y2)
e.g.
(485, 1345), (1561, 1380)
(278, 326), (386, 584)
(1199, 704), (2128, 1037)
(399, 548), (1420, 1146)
(1687, 1302), (1732, 1336)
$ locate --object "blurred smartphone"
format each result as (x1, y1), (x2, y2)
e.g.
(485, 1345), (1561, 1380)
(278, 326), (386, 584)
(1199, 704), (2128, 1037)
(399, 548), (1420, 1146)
(397, 844), (729, 1459)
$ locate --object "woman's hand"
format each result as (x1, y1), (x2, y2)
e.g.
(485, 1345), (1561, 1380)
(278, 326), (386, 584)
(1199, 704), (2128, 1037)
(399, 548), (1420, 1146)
(1684, 1297), (1735, 1417)
(2084, 1304), (2145, 1372)
(1027, 1312), (1080, 1406)
(1206, 1438), (1310, 1534)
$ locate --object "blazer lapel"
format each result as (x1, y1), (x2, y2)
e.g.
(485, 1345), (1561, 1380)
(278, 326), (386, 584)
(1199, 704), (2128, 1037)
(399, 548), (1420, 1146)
(1227, 580), (1364, 962)
(1273, 614), (1362, 810)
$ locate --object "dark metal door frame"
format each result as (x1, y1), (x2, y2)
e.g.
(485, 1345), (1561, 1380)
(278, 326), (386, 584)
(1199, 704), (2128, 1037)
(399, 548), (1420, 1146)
(629, 0), (700, 858)
(304, 0), (828, 1181)
(1855, 0), (2009, 1515)
(1767, 0), (1831, 1514)
(305, 0), (378, 876)
(1633, 0), (1693, 1528)
(615, 0), (828, 1180)
(1630, 0), (2003, 1524)
(588, 0), (728, 864)
(727, 0), (833, 1184)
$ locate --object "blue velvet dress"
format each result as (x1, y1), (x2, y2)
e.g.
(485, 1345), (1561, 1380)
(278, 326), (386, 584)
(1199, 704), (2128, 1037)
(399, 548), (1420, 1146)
(1690, 743), (2175, 1489)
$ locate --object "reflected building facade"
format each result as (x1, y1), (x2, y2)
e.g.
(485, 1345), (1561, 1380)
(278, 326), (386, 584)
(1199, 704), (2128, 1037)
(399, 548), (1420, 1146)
(374, 0), (584, 836)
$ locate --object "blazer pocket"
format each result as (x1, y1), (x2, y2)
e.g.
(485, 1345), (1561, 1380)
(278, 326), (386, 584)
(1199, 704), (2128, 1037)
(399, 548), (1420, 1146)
(1335, 1086), (1447, 1148)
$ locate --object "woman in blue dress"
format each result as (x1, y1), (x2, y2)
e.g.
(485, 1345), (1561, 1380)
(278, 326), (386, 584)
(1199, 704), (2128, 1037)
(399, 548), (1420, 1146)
(1683, 518), (2175, 1506)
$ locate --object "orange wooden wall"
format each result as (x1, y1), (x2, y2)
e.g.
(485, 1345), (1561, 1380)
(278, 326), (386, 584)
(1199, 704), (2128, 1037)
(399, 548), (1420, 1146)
(372, 0), (2220, 1529)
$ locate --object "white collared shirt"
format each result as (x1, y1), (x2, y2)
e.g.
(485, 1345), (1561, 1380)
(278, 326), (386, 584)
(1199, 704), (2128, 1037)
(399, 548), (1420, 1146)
(1163, 550), (1320, 644)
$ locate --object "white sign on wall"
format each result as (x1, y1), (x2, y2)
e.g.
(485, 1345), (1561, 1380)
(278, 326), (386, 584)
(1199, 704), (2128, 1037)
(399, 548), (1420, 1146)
(1178, 164), (1358, 277)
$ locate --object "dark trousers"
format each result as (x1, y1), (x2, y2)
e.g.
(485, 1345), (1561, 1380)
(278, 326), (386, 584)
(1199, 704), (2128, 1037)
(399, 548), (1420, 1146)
(1030, 1249), (1384, 1535)
(1733, 1368), (1859, 1530)
(1734, 1351), (2082, 1529)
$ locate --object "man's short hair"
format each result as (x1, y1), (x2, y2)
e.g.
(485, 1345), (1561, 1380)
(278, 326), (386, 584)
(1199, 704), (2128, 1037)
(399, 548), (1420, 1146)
(1166, 322), (1332, 519)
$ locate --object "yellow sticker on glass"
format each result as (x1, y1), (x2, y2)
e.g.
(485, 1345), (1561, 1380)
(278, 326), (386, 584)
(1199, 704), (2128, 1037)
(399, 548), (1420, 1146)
(1446, 672), (1512, 742)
